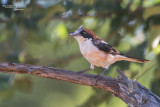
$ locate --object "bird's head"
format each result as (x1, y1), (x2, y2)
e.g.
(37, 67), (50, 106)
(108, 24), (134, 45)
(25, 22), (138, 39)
(69, 25), (97, 43)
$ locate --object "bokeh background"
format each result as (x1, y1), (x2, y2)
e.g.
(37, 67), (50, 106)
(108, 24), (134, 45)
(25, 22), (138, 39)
(0, 0), (160, 107)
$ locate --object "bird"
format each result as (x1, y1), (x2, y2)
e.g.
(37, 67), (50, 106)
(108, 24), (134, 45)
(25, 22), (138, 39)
(69, 25), (149, 76)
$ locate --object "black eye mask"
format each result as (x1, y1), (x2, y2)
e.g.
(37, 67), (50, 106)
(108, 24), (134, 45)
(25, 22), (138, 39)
(80, 30), (93, 39)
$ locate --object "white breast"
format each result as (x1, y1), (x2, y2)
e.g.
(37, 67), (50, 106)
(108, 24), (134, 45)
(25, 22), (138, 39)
(74, 36), (116, 69)
(79, 39), (98, 55)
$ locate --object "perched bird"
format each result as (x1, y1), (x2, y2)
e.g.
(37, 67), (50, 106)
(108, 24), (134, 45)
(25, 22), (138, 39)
(69, 25), (149, 76)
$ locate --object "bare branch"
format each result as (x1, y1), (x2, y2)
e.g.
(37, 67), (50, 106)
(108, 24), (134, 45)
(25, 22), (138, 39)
(0, 62), (159, 107)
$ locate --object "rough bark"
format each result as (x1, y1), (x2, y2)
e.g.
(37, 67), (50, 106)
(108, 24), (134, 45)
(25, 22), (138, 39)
(0, 62), (159, 107)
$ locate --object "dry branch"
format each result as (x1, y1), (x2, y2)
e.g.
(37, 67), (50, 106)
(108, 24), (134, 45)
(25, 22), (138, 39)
(0, 62), (159, 107)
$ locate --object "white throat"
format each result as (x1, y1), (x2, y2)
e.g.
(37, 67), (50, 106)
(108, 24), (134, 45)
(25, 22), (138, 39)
(74, 36), (88, 44)
(74, 36), (94, 55)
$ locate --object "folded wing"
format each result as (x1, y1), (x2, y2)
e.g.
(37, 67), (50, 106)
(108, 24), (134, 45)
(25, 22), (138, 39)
(92, 38), (120, 55)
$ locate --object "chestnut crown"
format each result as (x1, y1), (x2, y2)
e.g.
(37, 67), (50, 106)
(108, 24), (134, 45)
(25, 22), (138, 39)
(69, 25), (97, 39)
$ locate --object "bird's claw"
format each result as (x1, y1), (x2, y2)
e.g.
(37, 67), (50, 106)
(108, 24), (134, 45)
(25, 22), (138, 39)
(95, 74), (103, 79)
(76, 70), (85, 74)
(95, 73), (104, 83)
(76, 69), (91, 75)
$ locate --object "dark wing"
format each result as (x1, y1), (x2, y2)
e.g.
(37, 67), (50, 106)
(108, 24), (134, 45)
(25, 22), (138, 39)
(92, 38), (120, 55)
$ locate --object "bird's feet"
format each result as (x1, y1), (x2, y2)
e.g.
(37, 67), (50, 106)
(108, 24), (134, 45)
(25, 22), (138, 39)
(95, 72), (105, 82)
(95, 68), (108, 81)
(76, 69), (92, 75)
(95, 74), (103, 79)
(76, 70), (86, 74)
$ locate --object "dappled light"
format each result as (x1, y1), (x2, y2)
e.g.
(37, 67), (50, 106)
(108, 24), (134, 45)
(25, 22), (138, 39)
(0, 0), (160, 107)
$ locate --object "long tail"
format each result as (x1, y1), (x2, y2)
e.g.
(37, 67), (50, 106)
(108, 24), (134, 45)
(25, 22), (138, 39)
(116, 55), (149, 63)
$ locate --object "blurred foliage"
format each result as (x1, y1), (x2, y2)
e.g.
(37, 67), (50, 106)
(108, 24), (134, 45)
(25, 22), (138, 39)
(0, 0), (160, 107)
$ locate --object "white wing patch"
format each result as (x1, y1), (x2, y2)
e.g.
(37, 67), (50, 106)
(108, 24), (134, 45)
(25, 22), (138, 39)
(101, 40), (108, 44)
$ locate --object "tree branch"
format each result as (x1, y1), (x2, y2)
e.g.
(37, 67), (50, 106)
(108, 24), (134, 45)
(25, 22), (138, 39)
(0, 62), (159, 107)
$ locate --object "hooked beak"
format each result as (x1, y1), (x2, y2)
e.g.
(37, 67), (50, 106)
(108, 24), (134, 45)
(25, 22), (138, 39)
(69, 25), (83, 37)
(69, 32), (76, 37)
(69, 31), (80, 37)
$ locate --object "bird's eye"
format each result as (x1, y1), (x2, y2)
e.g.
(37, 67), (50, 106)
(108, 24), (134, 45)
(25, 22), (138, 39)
(81, 31), (87, 35)
(83, 32), (87, 34)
